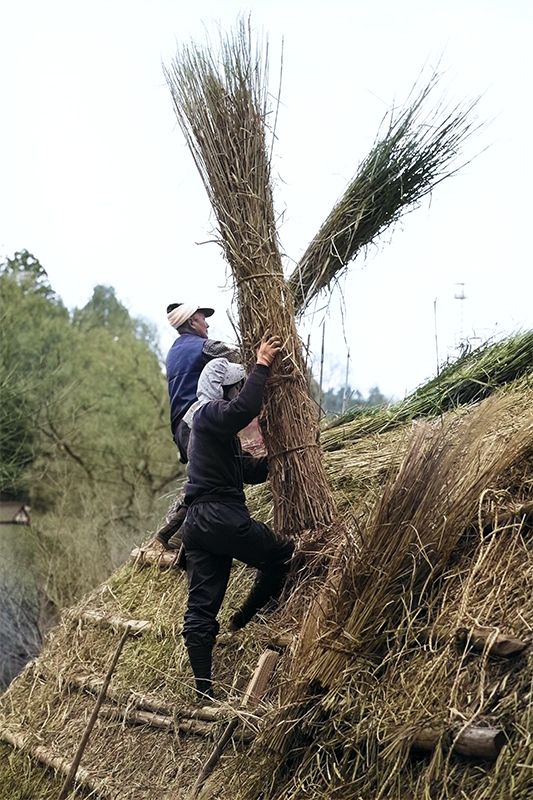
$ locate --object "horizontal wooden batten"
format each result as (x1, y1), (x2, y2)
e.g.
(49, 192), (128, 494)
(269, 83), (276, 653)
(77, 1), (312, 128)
(412, 725), (506, 760)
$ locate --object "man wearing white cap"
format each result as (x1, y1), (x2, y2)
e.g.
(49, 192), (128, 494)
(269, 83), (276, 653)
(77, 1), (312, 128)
(155, 302), (239, 547)
(166, 302), (239, 462)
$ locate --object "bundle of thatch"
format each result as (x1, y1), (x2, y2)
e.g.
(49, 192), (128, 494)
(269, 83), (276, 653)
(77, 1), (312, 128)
(324, 330), (533, 449)
(288, 77), (478, 314)
(164, 20), (478, 575)
(165, 22), (335, 539)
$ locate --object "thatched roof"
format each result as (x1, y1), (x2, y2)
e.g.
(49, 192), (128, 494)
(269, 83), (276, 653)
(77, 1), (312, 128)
(1, 334), (532, 800)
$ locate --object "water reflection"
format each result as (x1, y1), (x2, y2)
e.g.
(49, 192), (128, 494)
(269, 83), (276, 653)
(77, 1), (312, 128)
(0, 524), (56, 689)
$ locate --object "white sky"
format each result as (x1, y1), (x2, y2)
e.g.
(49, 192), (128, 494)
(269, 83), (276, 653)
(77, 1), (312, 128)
(1, 0), (531, 398)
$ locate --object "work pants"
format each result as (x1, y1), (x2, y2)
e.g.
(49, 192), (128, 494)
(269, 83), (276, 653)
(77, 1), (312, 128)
(182, 501), (294, 650)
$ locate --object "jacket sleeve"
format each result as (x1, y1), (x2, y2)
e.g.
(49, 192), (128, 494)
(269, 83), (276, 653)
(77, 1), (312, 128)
(241, 453), (268, 485)
(199, 364), (269, 438)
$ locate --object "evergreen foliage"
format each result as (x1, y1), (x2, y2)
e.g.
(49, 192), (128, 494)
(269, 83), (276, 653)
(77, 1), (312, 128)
(0, 251), (180, 617)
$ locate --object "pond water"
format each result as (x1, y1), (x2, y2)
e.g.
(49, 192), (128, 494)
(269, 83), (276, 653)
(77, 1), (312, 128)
(0, 524), (44, 689)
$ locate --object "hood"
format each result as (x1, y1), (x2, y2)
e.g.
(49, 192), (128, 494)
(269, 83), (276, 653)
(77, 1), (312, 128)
(183, 358), (246, 427)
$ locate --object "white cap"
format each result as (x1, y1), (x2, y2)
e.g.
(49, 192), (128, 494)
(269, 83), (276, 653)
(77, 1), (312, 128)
(167, 302), (214, 330)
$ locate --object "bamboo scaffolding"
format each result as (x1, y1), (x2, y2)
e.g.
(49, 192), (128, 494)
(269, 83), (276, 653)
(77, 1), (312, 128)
(76, 609), (151, 636)
(0, 725), (113, 798)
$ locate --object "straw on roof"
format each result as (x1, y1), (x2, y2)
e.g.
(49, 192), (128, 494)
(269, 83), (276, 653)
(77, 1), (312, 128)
(0, 370), (531, 799)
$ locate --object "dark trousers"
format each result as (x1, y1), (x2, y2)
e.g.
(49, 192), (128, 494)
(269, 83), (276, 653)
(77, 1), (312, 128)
(181, 501), (294, 649)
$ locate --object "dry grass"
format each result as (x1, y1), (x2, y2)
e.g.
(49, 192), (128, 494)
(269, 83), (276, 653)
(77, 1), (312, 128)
(1, 384), (532, 799)
(211, 390), (533, 799)
(287, 74), (479, 314)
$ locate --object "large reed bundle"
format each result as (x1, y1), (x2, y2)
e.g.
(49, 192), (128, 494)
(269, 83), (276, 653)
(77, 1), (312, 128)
(165, 22), (336, 537)
(310, 393), (533, 682)
(288, 76), (478, 314)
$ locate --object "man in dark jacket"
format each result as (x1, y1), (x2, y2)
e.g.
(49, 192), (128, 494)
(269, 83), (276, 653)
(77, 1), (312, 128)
(155, 302), (240, 547)
(165, 301), (239, 462)
(180, 336), (294, 700)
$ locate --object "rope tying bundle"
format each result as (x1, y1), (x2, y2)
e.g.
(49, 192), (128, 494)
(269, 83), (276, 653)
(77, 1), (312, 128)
(268, 443), (320, 461)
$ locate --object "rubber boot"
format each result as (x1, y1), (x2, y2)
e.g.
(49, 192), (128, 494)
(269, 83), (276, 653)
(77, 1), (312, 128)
(229, 567), (286, 631)
(186, 644), (214, 701)
(155, 504), (187, 549)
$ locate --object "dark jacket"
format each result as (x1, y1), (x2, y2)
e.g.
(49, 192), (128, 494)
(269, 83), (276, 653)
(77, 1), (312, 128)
(166, 333), (205, 435)
(184, 364), (269, 506)
(166, 333), (240, 437)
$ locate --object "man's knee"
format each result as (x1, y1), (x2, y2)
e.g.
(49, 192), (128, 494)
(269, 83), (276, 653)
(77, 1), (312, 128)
(266, 535), (294, 574)
(183, 614), (219, 650)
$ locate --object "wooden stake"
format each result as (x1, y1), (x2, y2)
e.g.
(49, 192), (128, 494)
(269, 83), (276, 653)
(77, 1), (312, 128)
(99, 707), (224, 739)
(67, 673), (229, 723)
(57, 625), (130, 800)
(419, 625), (529, 658)
(187, 649), (280, 799)
(268, 632), (293, 649)
(456, 626), (529, 658)
(130, 546), (181, 570)
(241, 649), (280, 708)
(76, 610), (151, 636)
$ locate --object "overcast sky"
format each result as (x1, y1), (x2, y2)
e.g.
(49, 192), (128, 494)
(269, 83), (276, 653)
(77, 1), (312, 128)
(1, 0), (531, 398)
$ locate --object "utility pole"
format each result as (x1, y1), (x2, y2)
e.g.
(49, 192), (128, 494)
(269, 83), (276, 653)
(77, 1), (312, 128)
(341, 348), (351, 414)
(318, 322), (326, 419)
(454, 282), (467, 353)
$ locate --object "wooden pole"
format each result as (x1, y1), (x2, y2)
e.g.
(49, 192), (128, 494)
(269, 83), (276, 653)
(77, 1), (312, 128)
(341, 348), (350, 415)
(0, 725), (111, 799)
(412, 725), (506, 760)
(318, 321), (326, 420)
(419, 625), (528, 658)
(456, 626), (529, 658)
(187, 649), (280, 800)
(68, 673), (228, 722)
(57, 626), (130, 800)
(99, 707), (224, 739)
(76, 610), (151, 636)
(130, 546), (181, 570)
